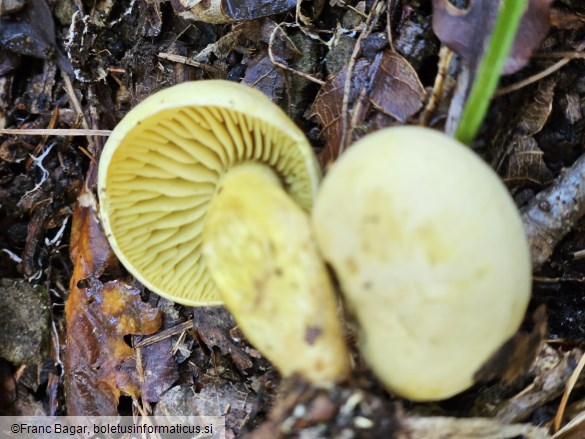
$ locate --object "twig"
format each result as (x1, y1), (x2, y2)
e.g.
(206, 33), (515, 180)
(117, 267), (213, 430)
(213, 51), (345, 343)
(339, 0), (385, 154)
(157, 52), (223, 75)
(521, 154), (585, 270)
(61, 69), (94, 153)
(553, 410), (585, 439)
(133, 320), (193, 349)
(0, 128), (112, 136)
(496, 59), (571, 97)
(534, 51), (585, 59)
(496, 41), (585, 97)
(552, 352), (585, 433)
(267, 25), (325, 86)
(25, 106), (60, 170)
(420, 45), (454, 126)
(401, 416), (550, 439)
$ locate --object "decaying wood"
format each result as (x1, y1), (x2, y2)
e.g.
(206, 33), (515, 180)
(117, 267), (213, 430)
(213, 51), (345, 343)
(522, 154), (585, 270)
(399, 416), (551, 439)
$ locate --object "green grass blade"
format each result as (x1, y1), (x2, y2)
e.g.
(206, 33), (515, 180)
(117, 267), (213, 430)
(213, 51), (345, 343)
(454, 0), (528, 145)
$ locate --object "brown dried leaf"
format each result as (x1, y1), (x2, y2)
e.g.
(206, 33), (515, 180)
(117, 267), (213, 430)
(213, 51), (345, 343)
(138, 305), (180, 403)
(0, 0), (73, 75)
(64, 183), (162, 415)
(370, 50), (426, 123)
(155, 377), (255, 435)
(65, 278), (162, 415)
(432, 0), (553, 75)
(504, 136), (553, 189)
(309, 58), (371, 168)
(193, 306), (264, 373)
(515, 78), (555, 137)
(0, 360), (16, 412)
(242, 54), (284, 102)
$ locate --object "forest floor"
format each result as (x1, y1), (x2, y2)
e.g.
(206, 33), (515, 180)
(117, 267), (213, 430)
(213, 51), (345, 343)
(0, 0), (584, 438)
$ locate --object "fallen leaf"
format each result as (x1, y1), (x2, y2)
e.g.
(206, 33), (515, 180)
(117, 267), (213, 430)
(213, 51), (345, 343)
(192, 306), (267, 374)
(515, 78), (555, 137)
(64, 179), (162, 415)
(370, 50), (426, 123)
(242, 54), (284, 103)
(0, 0), (73, 75)
(432, 0), (553, 75)
(155, 377), (255, 436)
(138, 303), (181, 403)
(503, 136), (553, 189)
(65, 278), (162, 415)
(310, 58), (371, 168)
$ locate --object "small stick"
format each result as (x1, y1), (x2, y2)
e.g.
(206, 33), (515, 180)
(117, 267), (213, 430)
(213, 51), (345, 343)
(0, 128), (112, 136)
(521, 154), (585, 270)
(496, 59), (570, 96)
(157, 52), (223, 75)
(420, 45), (454, 126)
(339, 0), (385, 154)
(134, 320), (193, 349)
(268, 25), (325, 86)
(552, 352), (585, 433)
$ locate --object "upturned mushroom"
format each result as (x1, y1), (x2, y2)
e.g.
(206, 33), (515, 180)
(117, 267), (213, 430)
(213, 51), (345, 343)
(98, 80), (349, 383)
(312, 126), (532, 400)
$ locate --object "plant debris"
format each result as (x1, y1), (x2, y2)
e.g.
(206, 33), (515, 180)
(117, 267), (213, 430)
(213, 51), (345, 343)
(0, 0), (584, 437)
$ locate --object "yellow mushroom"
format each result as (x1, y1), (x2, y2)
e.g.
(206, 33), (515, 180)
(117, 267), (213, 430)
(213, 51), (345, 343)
(98, 80), (349, 383)
(312, 126), (532, 400)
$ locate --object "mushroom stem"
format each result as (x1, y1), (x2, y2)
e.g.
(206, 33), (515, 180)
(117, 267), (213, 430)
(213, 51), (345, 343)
(203, 162), (350, 383)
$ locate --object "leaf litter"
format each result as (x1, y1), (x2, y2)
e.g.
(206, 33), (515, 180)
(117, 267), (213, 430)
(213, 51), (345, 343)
(0, 0), (584, 437)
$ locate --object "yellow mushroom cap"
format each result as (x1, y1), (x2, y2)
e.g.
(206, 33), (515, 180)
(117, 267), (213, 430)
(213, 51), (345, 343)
(98, 80), (321, 306)
(312, 126), (532, 401)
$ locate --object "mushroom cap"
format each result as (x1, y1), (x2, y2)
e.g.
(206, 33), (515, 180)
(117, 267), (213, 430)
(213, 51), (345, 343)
(312, 126), (532, 401)
(98, 80), (321, 306)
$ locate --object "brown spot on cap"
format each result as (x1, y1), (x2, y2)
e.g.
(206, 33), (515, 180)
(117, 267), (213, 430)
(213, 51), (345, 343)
(305, 325), (322, 345)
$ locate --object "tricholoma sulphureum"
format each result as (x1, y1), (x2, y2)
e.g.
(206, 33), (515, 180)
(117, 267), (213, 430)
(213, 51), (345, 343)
(312, 126), (532, 401)
(98, 80), (349, 383)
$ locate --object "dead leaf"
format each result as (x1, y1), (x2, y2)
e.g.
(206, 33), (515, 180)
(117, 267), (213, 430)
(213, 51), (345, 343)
(432, 0), (553, 75)
(172, 0), (296, 23)
(0, 0), (73, 75)
(242, 54), (285, 102)
(138, 303), (181, 403)
(504, 136), (553, 189)
(64, 180), (162, 415)
(192, 306), (266, 374)
(155, 377), (255, 436)
(370, 50), (426, 123)
(0, 360), (16, 412)
(310, 58), (371, 168)
(64, 278), (162, 415)
(515, 78), (556, 137)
